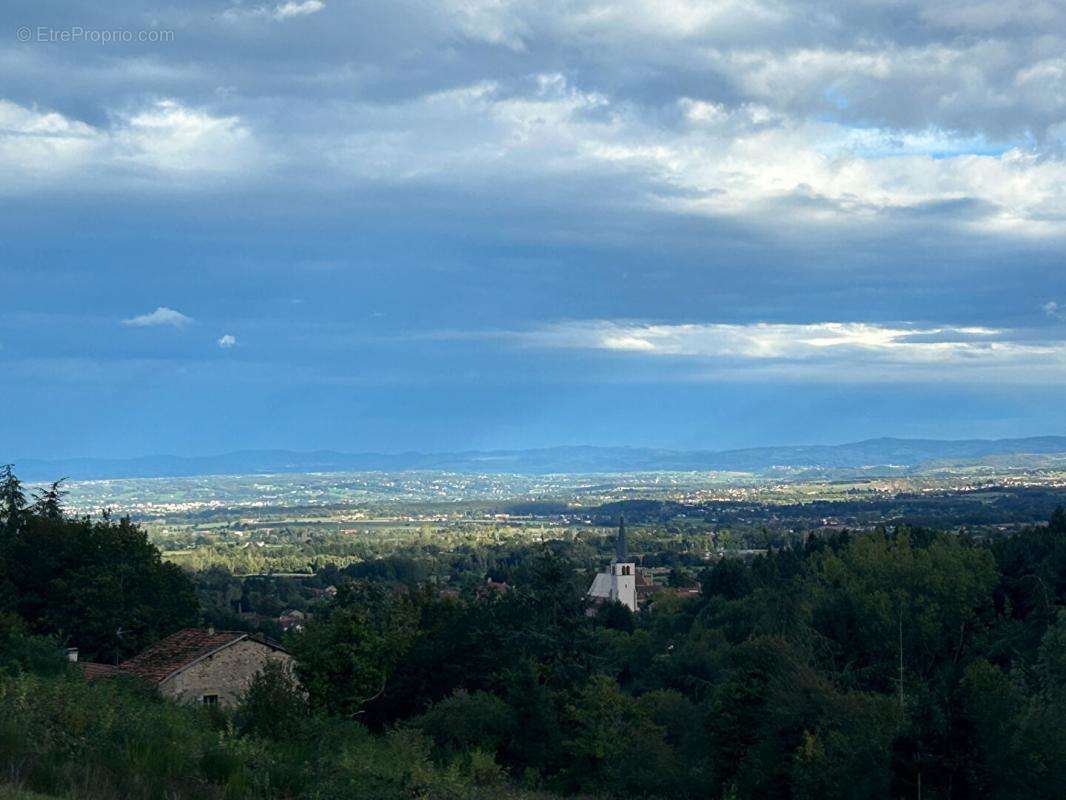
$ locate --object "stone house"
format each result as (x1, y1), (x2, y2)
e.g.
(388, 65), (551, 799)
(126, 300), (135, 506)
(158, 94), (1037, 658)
(83, 628), (294, 708)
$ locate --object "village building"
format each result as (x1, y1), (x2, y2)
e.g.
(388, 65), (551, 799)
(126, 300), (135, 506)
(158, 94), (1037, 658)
(278, 609), (306, 632)
(79, 628), (294, 708)
(587, 517), (639, 612)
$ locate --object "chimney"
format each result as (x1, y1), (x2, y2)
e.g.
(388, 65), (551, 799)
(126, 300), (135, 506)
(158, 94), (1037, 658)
(65, 647), (79, 662)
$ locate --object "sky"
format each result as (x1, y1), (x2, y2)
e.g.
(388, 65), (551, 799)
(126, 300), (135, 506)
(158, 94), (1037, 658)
(2, 0), (1066, 459)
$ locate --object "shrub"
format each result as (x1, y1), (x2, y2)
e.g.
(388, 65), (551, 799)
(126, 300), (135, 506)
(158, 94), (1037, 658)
(409, 689), (514, 761)
(235, 659), (307, 741)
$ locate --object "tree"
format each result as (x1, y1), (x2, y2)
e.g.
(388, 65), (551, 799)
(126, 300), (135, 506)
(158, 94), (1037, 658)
(562, 674), (682, 797)
(499, 660), (564, 777)
(596, 600), (635, 633)
(31, 479), (67, 521)
(236, 659), (307, 740)
(410, 689), (515, 761)
(292, 580), (419, 717)
(707, 636), (896, 800)
(0, 464), (26, 537)
(992, 511), (1066, 653)
(1013, 611), (1066, 799)
(958, 658), (1025, 797)
(5, 496), (199, 661)
(808, 530), (997, 693)
(700, 557), (754, 601)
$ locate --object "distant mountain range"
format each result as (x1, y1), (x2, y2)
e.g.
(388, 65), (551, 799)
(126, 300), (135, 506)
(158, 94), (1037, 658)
(10, 436), (1066, 481)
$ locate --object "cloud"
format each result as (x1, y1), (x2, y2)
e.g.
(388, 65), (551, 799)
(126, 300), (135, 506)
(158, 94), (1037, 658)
(222, 0), (326, 23)
(273, 0), (325, 20)
(2, 0), (1066, 223)
(4, 0), (1066, 238)
(218, 334), (238, 348)
(276, 75), (1066, 235)
(0, 100), (102, 185)
(0, 99), (259, 192)
(4, 84), (1063, 236)
(513, 320), (1066, 381)
(114, 100), (257, 176)
(1043, 301), (1064, 320)
(122, 307), (194, 328)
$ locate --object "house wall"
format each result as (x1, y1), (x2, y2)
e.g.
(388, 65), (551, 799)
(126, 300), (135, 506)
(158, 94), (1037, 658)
(159, 638), (294, 707)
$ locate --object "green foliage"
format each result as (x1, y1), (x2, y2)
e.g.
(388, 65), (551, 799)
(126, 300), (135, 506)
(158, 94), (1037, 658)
(0, 465), (26, 537)
(235, 659), (307, 741)
(700, 556), (755, 600)
(809, 530), (998, 692)
(291, 580), (420, 717)
(4, 463), (1066, 800)
(562, 675), (682, 797)
(0, 670), (243, 800)
(0, 785), (65, 800)
(0, 670), (553, 800)
(0, 618), (67, 677)
(1012, 611), (1066, 798)
(410, 689), (515, 761)
(1, 469), (200, 662)
(959, 658), (1026, 795)
(285, 516), (1065, 798)
(30, 481), (67, 522)
(9, 513), (201, 662)
(595, 600), (635, 633)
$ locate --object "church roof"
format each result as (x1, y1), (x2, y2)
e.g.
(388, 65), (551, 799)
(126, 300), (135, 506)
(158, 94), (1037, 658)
(587, 572), (613, 598)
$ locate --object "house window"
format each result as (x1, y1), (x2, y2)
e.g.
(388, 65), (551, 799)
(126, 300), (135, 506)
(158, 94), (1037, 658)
(201, 694), (219, 706)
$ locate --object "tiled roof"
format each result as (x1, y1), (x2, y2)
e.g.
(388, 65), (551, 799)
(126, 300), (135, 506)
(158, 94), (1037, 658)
(78, 662), (123, 680)
(120, 629), (249, 684)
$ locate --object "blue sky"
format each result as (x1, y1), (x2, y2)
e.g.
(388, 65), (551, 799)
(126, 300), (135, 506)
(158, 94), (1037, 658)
(3, 0), (1066, 459)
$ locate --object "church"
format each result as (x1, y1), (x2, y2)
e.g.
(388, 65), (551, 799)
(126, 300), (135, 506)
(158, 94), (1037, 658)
(586, 516), (638, 612)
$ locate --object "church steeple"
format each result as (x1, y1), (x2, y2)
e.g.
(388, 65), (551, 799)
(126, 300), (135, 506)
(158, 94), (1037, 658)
(587, 514), (638, 612)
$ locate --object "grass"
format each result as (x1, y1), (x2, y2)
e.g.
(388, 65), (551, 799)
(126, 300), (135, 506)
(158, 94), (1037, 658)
(0, 786), (65, 800)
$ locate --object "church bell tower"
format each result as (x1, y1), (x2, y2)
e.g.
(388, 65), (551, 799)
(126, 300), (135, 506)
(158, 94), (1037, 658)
(609, 516), (637, 611)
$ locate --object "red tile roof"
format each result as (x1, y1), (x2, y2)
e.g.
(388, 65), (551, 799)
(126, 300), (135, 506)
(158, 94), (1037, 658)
(78, 662), (123, 680)
(120, 629), (249, 684)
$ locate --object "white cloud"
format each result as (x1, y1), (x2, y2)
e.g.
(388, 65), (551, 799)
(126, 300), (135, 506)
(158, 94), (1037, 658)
(113, 100), (258, 177)
(218, 334), (238, 348)
(3, 1), (1066, 239)
(0, 100), (101, 185)
(513, 320), (1066, 381)
(272, 0), (325, 20)
(0, 98), (259, 192)
(222, 0), (325, 23)
(1, 79), (1064, 237)
(445, 0), (530, 50)
(1044, 301), (1064, 320)
(122, 307), (194, 328)
(318, 75), (1066, 235)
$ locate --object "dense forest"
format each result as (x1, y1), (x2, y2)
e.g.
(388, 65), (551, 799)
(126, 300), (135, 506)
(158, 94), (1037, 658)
(1, 465), (1064, 799)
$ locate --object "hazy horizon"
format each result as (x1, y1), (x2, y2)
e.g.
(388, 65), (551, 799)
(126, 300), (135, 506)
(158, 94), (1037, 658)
(11, 430), (1066, 464)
